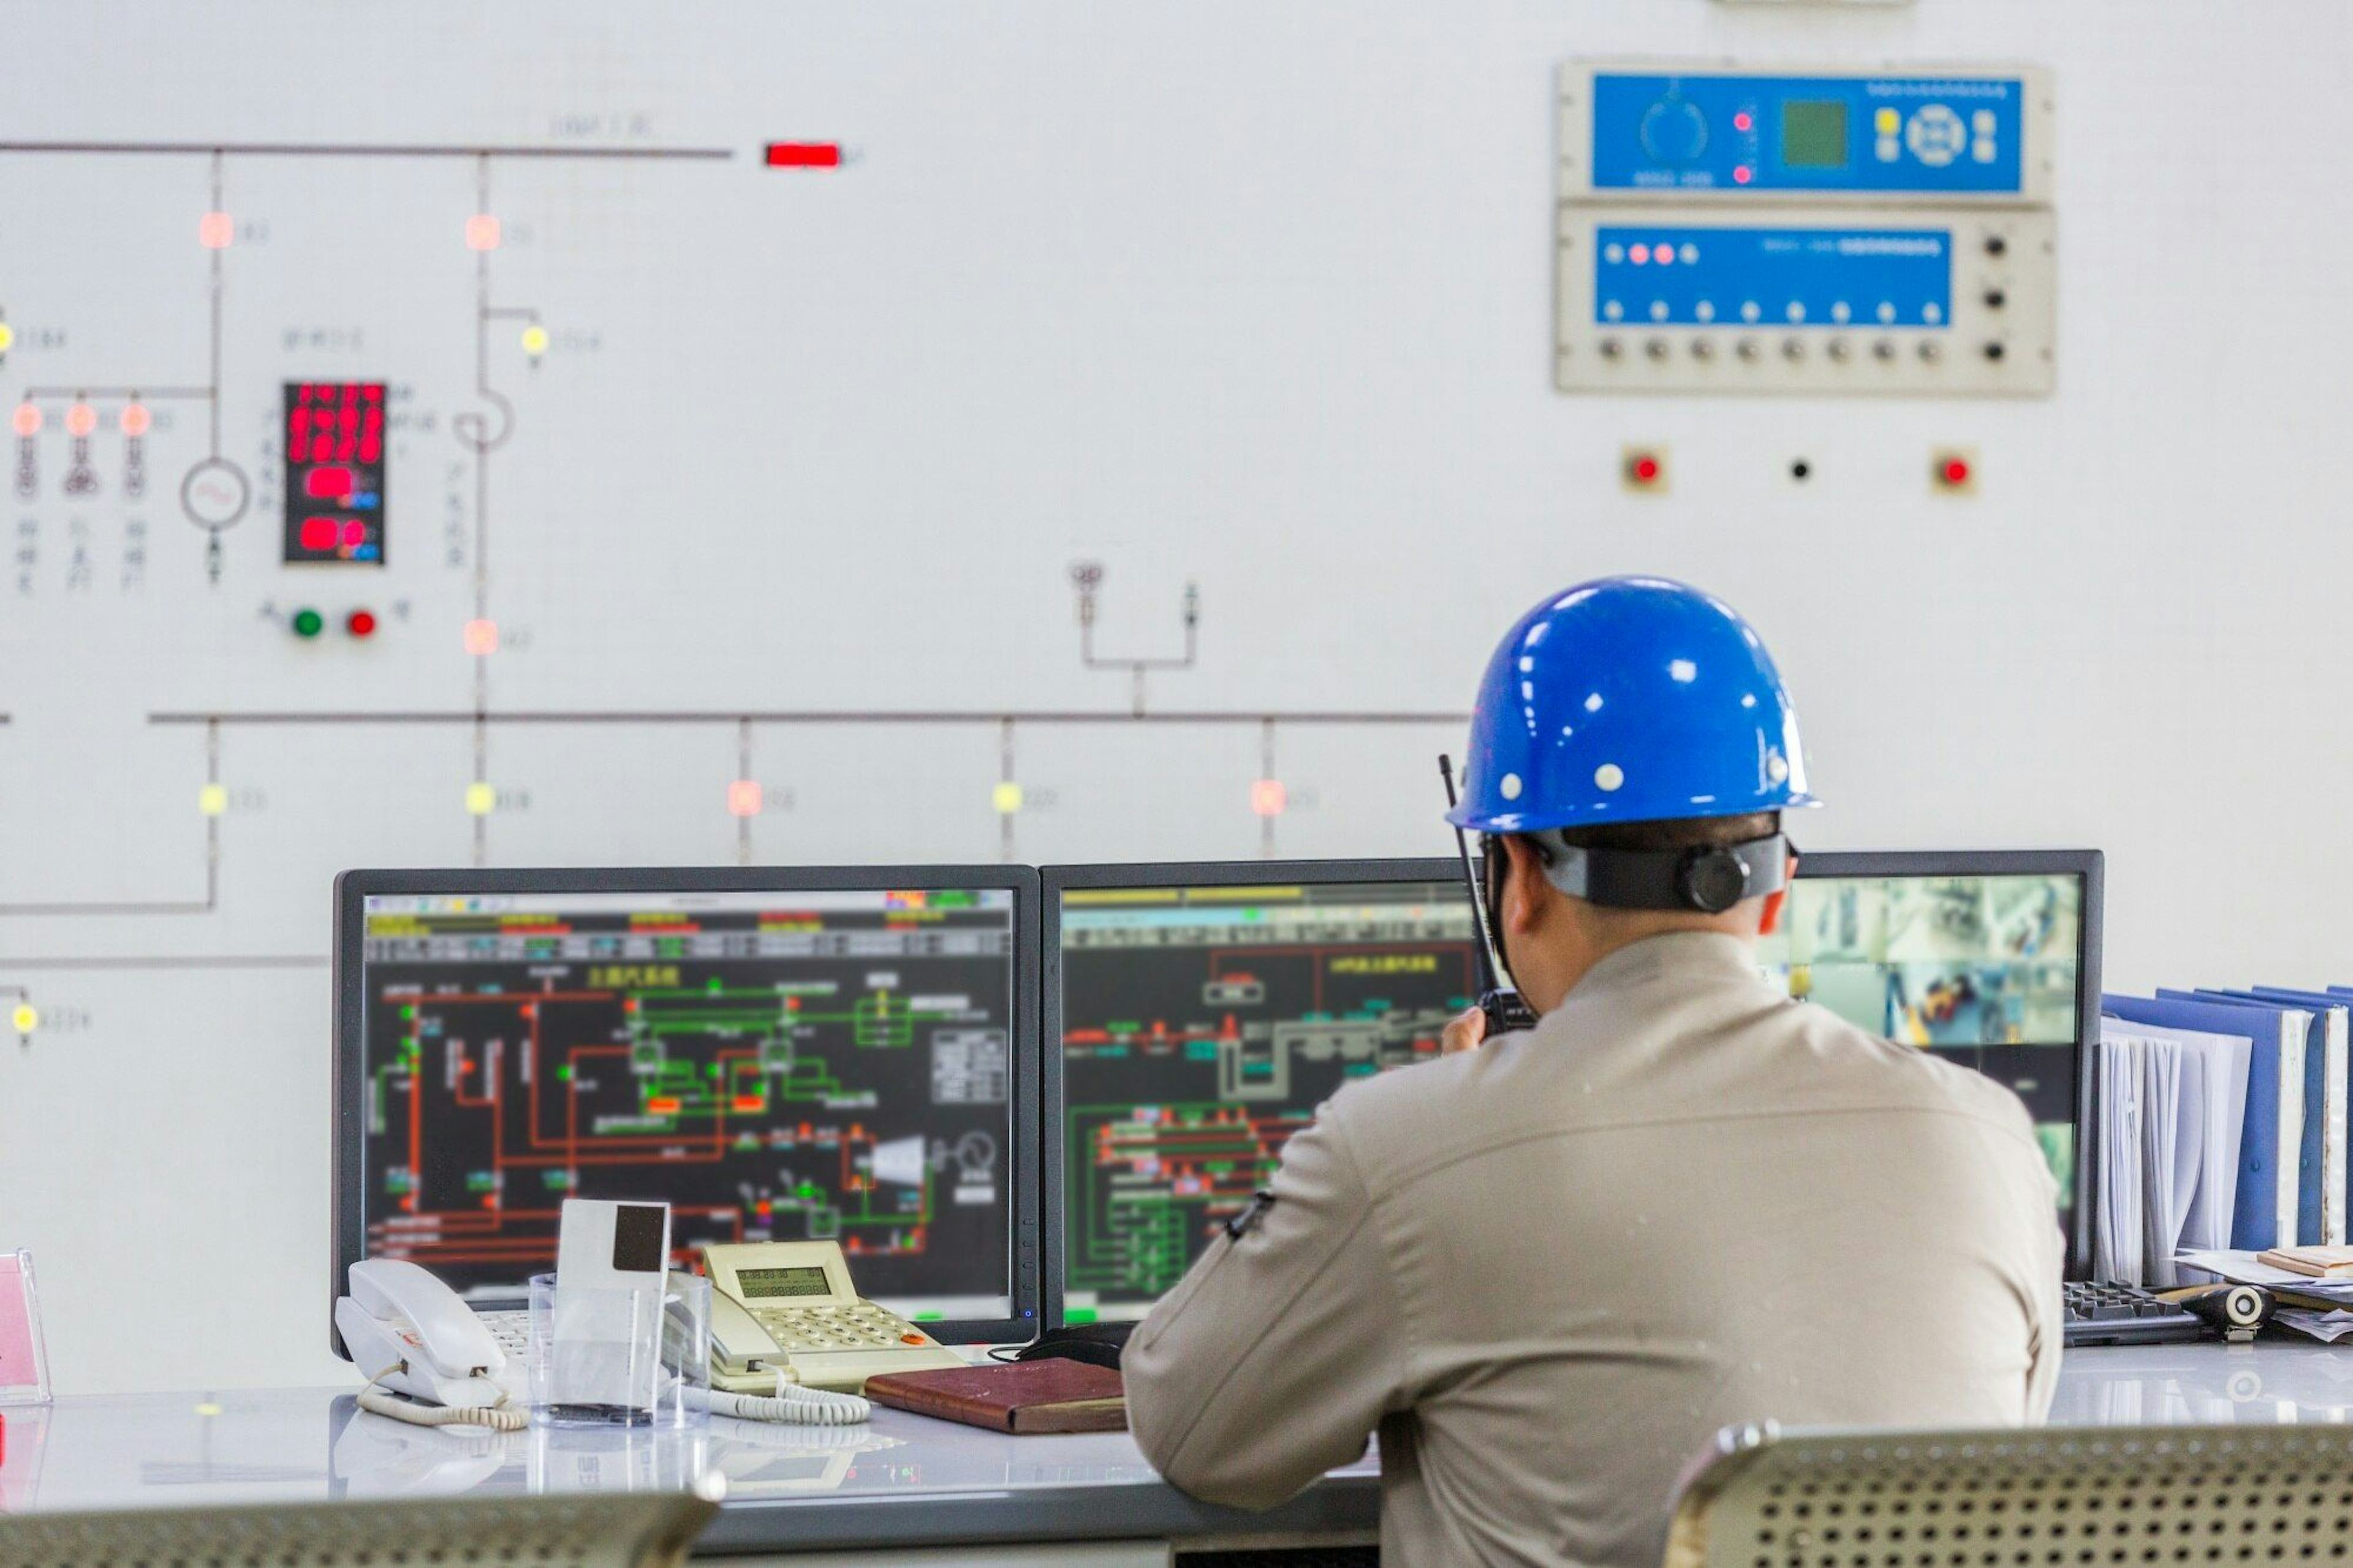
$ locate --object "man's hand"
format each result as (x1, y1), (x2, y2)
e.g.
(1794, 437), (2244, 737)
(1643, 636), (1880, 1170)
(1440, 1006), (1487, 1056)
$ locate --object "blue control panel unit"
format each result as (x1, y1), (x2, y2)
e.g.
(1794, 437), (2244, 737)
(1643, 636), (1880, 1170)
(1589, 72), (2027, 195)
(1594, 225), (1951, 330)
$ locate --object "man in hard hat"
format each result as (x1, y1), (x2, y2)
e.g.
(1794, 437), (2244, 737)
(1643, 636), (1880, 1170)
(1124, 576), (2062, 1568)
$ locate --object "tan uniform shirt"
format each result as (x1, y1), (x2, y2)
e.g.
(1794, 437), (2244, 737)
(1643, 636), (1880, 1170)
(1124, 930), (2064, 1568)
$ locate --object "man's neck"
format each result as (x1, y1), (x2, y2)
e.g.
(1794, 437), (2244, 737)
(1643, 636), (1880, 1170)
(1542, 917), (1760, 1010)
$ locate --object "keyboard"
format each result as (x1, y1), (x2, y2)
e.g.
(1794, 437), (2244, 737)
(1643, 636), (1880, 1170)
(2062, 1280), (2204, 1346)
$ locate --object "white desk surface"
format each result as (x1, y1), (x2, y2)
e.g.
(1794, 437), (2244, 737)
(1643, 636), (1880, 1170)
(3, 1345), (2349, 1555)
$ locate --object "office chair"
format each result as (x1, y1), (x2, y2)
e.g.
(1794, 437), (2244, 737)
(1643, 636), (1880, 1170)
(1664, 1422), (2353, 1568)
(0, 1490), (718, 1568)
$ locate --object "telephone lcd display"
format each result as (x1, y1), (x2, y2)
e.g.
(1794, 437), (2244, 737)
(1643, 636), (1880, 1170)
(740, 1266), (833, 1299)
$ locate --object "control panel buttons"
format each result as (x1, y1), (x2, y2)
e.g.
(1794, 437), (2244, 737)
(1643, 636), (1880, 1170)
(1645, 338), (1670, 360)
(1906, 104), (1968, 168)
(1781, 337), (1806, 362)
(1982, 340), (2007, 362)
(1825, 338), (1851, 363)
(1735, 338), (1761, 362)
(1984, 233), (2008, 257)
(1639, 97), (1709, 164)
(1917, 340), (1942, 363)
(1599, 337), (1623, 359)
(1983, 287), (2007, 310)
(1871, 339), (1896, 362)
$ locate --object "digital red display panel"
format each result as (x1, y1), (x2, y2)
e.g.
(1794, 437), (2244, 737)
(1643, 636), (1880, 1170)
(282, 382), (386, 564)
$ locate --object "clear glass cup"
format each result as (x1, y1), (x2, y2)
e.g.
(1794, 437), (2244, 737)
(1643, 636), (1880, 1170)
(526, 1271), (710, 1431)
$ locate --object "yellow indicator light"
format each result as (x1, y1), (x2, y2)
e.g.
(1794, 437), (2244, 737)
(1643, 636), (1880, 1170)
(10, 1003), (36, 1034)
(198, 782), (229, 817)
(192, 1401), (224, 1418)
(520, 324), (550, 356)
(465, 781), (497, 816)
(991, 781), (1024, 815)
(0, 322), (14, 354)
(1874, 107), (1901, 135)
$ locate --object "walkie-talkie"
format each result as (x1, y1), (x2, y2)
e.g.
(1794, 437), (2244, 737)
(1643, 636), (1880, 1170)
(1439, 755), (1540, 1036)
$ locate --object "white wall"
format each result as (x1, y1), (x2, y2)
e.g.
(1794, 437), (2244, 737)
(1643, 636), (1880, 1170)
(0, 0), (2338, 1393)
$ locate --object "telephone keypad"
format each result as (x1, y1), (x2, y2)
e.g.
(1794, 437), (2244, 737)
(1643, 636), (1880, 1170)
(754, 1303), (928, 1352)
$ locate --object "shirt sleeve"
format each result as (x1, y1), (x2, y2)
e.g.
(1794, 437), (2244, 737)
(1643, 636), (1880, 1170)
(1121, 1108), (1408, 1511)
(2021, 1213), (2065, 1420)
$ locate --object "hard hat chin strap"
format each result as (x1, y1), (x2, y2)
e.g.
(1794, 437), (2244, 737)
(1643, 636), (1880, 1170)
(1529, 832), (1792, 915)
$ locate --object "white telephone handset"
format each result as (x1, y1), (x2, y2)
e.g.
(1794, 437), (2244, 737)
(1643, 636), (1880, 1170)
(336, 1259), (527, 1432)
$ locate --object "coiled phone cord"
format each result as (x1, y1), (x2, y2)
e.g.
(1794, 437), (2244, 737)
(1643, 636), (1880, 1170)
(358, 1362), (530, 1432)
(688, 1377), (872, 1426)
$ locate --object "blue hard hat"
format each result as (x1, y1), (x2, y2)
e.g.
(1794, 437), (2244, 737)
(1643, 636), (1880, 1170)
(1449, 576), (1819, 833)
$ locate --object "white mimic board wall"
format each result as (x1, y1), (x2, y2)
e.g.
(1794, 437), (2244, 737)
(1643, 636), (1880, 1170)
(1, 0), (2343, 1392)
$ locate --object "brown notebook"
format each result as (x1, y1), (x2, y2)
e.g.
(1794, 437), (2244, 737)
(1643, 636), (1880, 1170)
(863, 1359), (1128, 1434)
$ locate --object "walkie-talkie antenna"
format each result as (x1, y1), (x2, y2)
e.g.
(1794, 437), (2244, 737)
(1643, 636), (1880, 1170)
(1439, 754), (1509, 993)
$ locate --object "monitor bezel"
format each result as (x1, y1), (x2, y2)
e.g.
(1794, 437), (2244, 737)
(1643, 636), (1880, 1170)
(1039, 848), (2103, 1328)
(1040, 857), (1466, 1332)
(332, 863), (1044, 1356)
(1780, 848), (2102, 1281)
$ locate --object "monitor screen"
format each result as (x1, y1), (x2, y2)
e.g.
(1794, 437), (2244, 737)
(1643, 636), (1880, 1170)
(1051, 871), (1480, 1322)
(1048, 854), (2093, 1324)
(1756, 866), (2086, 1241)
(349, 882), (1020, 1323)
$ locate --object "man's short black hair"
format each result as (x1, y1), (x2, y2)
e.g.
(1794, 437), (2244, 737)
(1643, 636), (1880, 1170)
(1545, 810), (1781, 855)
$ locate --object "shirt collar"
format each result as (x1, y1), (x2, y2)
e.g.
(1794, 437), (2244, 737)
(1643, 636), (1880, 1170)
(1567, 929), (1771, 1001)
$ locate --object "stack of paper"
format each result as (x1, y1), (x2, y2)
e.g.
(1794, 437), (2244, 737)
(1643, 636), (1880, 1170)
(2097, 1017), (2253, 1284)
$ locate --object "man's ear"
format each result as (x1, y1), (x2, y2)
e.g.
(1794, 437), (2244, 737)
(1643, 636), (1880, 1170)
(1500, 835), (1551, 934)
(1757, 849), (1797, 936)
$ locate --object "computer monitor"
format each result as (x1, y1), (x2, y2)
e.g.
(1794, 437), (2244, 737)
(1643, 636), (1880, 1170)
(1042, 849), (2099, 1327)
(1757, 849), (2100, 1274)
(1042, 860), (1480, 1325)
(333, 866), (1041, 1348)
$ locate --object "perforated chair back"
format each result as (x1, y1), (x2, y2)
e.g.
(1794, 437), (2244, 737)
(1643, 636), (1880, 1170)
(0, 1490), (718, 1568)
(1663, 1423), (2353, 1568)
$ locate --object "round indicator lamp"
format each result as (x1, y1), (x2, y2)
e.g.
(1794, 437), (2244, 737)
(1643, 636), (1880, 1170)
(10, 403), (39, 437)
(64, 403), (96, 437)
(1630, 453), (1662, 484)
(1941, 457), (1971, 487)
(290, 607), (325, 638)
(0, 321), (14, 354)
(346, 608), (378, 638)
(121, 401), (152, 437)
(9, 1002), (36, 1035)
(520, 324), (550, 356)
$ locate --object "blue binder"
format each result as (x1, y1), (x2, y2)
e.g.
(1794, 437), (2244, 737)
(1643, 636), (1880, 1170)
(2165, 990), (2325, 1245)
(2248, 987), (2352, 1246)
(2104, 992), (2292, 1251)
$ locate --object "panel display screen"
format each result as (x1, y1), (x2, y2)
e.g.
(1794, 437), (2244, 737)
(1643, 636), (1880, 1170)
(282, 381), (386, 563)
(739, 1266), (833, 1300)
(357, 887), (1017, 1320)
(1594, 225), (1951, 330)
(1781, 100), (1849, 168)
(1757, 871), (2083, 1230)
(1055, 879), (1479, 1322)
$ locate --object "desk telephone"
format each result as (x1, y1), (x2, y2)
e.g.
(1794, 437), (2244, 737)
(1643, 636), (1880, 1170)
(701, 1240), (965, 1395)
(336, 1240), (939, 1431)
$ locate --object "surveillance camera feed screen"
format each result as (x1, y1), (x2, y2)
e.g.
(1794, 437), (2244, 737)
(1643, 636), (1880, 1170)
(357, 887), (1017, 1320)
(1754, 871), (2083, 1226)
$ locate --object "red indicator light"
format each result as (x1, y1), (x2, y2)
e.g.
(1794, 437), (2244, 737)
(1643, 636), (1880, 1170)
(305, 465), (354, 499)
(64, 403), (96, 438)
(727, 779), (763, 818)
(1251, 779), (1287, 817)
(340, 518), (366, 548)
(1629, 243), (1650, 264)
(765, 142), (843, 168)
(197, 211), (233, 249)
(1732, 165), (1754, 185)
(1632, 454), (1661, 483)
(346, 609), (378, 638)
(1733, 111), (1754, 133)
(10, 403), (39, 437)
(1941, 457), (1971, 487)
(464, 213), (501, 251)
(300, 517), (335, 552)
(120, 402), (151, 437)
